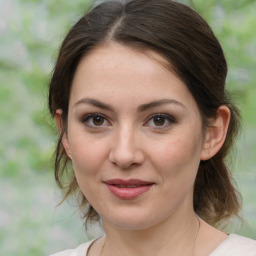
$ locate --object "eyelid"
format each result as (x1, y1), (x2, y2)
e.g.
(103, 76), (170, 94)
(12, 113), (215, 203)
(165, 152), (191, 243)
(144, 113), (177, 128)
(79, 112), (176, 129)
(80, 113), (111, 128)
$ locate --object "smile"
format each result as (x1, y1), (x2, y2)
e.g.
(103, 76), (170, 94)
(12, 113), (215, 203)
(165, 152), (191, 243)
(104, 179), (154, 200)
(115, 184), (142, 188)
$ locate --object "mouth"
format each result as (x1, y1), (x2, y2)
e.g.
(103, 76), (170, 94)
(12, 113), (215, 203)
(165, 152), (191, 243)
(114, 184), (146, 188)
(104, 179), (154, 200)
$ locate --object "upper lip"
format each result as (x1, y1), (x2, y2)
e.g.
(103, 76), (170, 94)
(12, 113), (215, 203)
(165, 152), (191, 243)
(104, 179), (154, 186)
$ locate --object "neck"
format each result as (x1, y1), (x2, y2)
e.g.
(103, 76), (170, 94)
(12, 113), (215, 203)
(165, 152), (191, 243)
(101, 209), (200, 256)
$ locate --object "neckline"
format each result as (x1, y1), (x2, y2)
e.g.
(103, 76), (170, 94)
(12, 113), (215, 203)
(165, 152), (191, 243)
(86, 236), (105, 256)
(85, 234), (237, 256)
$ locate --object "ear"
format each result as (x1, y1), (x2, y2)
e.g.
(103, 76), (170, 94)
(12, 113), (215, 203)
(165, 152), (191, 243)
(200, 105), (230, 160)
(56, 109), (72, 159)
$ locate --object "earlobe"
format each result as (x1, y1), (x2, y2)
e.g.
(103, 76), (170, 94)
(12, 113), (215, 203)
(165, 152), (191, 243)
(200, 106), (230, 160)
(55, 109), (72, 159)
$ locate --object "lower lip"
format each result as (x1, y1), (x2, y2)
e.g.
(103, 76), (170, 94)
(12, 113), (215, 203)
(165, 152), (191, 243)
(106, 184), (153, 200)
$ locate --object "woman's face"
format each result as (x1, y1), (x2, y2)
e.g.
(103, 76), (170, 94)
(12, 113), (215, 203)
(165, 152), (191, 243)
(61, 43), (210, 230)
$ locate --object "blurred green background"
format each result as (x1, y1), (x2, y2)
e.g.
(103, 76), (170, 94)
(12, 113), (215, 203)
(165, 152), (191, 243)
(0, 0), (255, 255)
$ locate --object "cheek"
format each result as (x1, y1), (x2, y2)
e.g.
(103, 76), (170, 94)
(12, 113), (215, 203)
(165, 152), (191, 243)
(157, 138), (200, 162)
(68, 135), (108, 199)
(68, 130), (109, 177)
(150, 131), (203, 179)
(151, 136), (203, 207)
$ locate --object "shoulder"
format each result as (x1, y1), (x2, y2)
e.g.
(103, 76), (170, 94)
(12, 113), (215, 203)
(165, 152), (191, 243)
(48, 240), (95, 256)
(210, 234), (256, 256)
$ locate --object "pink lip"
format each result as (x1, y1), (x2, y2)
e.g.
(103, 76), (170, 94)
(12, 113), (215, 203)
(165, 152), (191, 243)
(104, 179), (154, 200)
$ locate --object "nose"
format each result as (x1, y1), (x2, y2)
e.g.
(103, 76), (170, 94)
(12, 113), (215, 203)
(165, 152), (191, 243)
(108, 125), (145, 169)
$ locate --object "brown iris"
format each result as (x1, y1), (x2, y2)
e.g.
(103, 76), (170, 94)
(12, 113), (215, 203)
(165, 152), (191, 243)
(153, 116), (166, 126)
(93, 116), (105, 126)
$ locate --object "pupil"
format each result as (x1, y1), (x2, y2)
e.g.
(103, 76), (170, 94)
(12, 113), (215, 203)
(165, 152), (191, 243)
(154, 116), (165, 126)
(93, 116), (104, 125)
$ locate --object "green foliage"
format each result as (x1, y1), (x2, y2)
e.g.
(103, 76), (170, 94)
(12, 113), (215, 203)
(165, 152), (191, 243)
(0, 0), (255, 255)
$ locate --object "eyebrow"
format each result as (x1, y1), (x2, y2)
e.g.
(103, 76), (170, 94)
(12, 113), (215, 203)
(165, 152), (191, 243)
(138, 99), (185, 112)
(73, 97), (185, 112)
(74, 98), (114, 111)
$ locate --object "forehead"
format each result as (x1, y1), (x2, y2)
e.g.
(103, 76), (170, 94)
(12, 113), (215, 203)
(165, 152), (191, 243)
(74, 43), (173, 86)
(70, 43), (199, 114)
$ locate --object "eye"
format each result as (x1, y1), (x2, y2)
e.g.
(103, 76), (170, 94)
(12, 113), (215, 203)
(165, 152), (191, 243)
(145, 114), (176, 128)
(81, 113), (110, 128)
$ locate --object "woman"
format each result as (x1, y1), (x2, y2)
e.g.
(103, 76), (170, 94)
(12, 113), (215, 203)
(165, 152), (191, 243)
(48, 0), (256, 255)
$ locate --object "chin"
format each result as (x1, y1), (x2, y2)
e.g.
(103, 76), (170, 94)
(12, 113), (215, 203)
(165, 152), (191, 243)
(102, 209), (168, 231)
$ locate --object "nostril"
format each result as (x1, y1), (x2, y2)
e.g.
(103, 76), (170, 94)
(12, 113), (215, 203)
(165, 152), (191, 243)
(108, 148), (145, 169)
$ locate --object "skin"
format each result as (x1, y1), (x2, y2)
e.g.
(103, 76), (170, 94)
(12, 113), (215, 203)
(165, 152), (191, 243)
(56, 43), (230, 256)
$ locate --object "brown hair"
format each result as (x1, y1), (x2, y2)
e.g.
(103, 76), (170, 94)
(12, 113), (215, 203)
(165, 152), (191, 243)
(48, 0), (241, 226)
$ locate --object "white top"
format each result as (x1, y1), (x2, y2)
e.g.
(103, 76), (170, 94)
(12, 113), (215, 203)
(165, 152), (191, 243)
(49, 234), (256, 256)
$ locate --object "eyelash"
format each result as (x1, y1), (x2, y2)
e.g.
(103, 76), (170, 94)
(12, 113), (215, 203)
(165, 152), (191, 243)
(145, 113), (177, 128)
(80, 113), (110, 128)
(80, 113), (176, 129)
